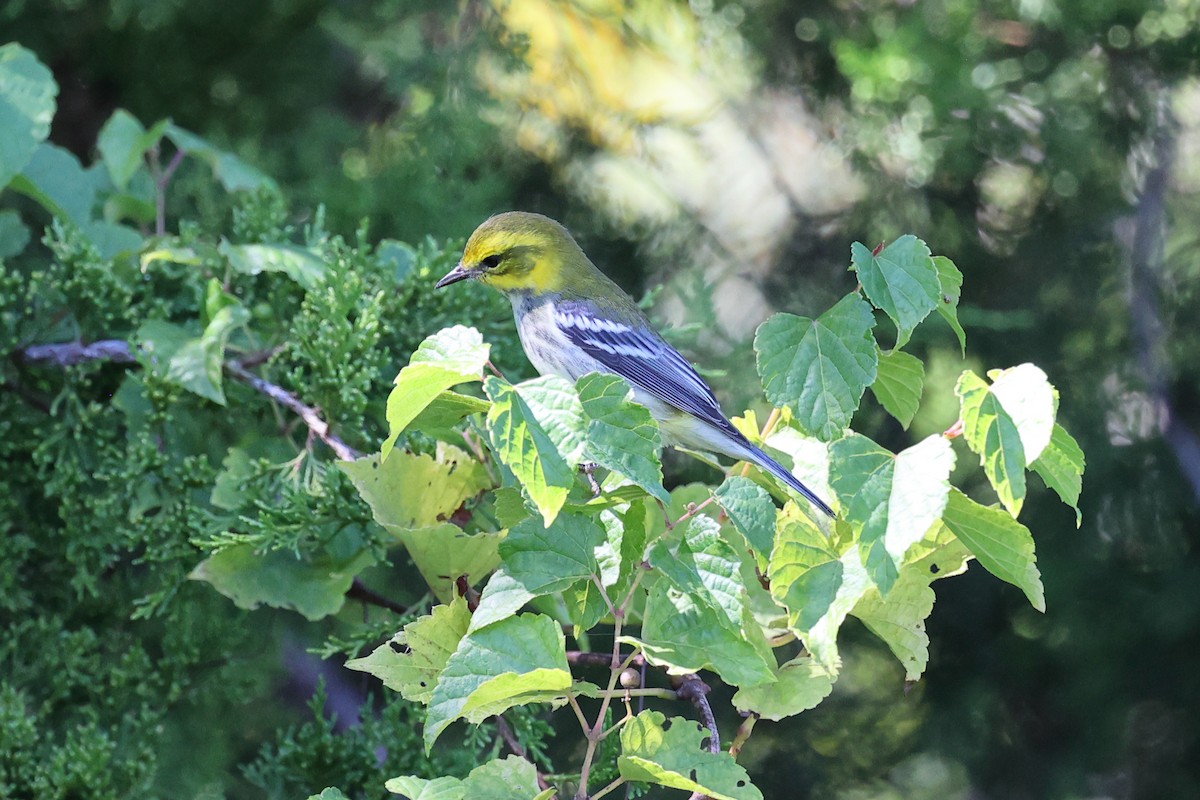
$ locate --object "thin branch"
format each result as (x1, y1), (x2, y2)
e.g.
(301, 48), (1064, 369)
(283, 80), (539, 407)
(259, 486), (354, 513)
(345, 579), (408, 616)
(15, 339), (360, 461)
(590, 776), (627, 800)
(673, 673), (719, 754)
(568, 651), (645, 669)
(224, 360), (360, 461)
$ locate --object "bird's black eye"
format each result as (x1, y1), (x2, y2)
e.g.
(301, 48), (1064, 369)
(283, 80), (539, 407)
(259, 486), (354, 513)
(480, 254), (501, 270)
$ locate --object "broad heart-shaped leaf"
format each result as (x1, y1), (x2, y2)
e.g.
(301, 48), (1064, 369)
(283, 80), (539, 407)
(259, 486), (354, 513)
(755, 294), (877, 441)
(933, 256), (966, 354)
(957, 369), (1027, 517)
(346, 597), (471, 704)
(732, 656), (836, 721)
(386, 756), (540, 800)
(97, 109), (168, 190)
(713, 476), (776, 569)
(424, 613), (571, 751)
(219, 241), (328, 290)
(942, 489), (1045, 611)
(850, 523), (972, 681)
(408, 392), (491, 441)
(1031, 422), (1085, 527)
(382, 326), (491, 459)
(829, 433), (954, 595)
(769, 509), (871, 672)
(870, 347), (925, 429)
(618, 711), (763, 800)
(163, 123), (277, 192)
(648, 514), (746, 632)
(10, 143), (95, 225)
(136, 300), (250, 405)
(392, 524), (503, 605)
(513, 375), (588, 467)
(851, 236), (940, 348)
(485, 376), (579, 525)
(988, 363), (1058, 464)
(496, 511), (606, 601)
(577, 373), (668, 502)
(634, 583), (776, 688)
(189, 543), (375, 621)
(338, 445), (491, 530)
(0, 44), (57, 191)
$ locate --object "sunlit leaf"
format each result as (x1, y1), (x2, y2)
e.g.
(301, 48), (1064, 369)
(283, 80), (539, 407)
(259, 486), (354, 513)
(338, 445), (491, 530)
(424, 613), (571, 750)
(755, 294), (877, 441)
(870, 347), (924, 429)
(732, 656), (836, 721)
(851, 236), (940, 348)
(942, 489), (1044, 611)
(484, 376), (579, 525)
(346, 597), (471, 704)
(382, 326), (491, 459)
(1031, 422), (1085, 527)
(933, 256), (966, 353)
(577, 372), (668, 502)
(957, 369), (1027, 517)
(618, 711), (762, 800)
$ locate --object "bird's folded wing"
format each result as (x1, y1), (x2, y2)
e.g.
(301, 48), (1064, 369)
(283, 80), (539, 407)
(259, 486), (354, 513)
(553, 301), (738, 436)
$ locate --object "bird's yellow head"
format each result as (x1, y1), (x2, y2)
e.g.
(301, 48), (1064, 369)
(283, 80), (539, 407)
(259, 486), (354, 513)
(435, 211), (588, 295)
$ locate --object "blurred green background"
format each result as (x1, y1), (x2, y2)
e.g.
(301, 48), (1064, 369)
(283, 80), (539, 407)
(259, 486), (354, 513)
(4, 0), (1199, 797)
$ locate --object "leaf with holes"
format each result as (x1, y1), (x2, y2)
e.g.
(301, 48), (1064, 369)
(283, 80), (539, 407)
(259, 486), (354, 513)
(618, 711), (763, 800)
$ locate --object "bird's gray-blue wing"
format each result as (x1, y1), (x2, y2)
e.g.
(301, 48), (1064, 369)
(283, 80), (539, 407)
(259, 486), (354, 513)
(553, 300), (737, 435)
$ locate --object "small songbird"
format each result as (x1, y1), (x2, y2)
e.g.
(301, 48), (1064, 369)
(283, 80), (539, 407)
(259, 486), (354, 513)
(435, 211), (834, 518)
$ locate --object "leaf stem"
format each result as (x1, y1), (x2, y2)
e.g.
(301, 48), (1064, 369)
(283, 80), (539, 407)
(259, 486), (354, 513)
(728, 712), (759, 758)
(589, 776), (627, 800)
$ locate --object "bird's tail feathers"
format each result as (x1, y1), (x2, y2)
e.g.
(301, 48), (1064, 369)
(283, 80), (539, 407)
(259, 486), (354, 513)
(744, 443), (836, 519)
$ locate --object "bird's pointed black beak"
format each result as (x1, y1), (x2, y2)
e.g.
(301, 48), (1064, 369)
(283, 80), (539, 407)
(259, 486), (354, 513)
(435, 262), (474, 289)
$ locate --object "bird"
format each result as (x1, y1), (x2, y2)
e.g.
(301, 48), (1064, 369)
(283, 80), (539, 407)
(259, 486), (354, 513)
(434, 211), (835, 518)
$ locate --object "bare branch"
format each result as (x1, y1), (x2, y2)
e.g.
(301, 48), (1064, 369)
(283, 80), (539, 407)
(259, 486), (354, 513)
(345, 579), (408, 616)
(673, 673), (719, 754)
(14, 338), (360, 461)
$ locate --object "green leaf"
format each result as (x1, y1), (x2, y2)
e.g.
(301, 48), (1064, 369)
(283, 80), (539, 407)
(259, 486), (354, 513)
(514, 375), (588, 467)
(0, 209), (30, 258)
(484, 376), (579, 525)
(732, 656), (836, 721)
(136, 299), (250, 405)
(0, 43), (57, 190)
(498, 512), (606, 598)
(769, 510), (871, 671)
(942, 489), (1044, 611)
(956, 369), (1027, 516)
(97, 110), (167, 190)
(851, 236), (940, 348)
(755, 294), (877, 441)
(408, 391), (491, 439)
(424, 613), (571, 750)
(385, 776), (464, 800)
(870, 347), (924, 429)
(1031, 423), (1085, 527)
(933, 255), (966, 353)
(10, 143), (95, 225)
(713, 476), (776, 569)
(189, 543), (375, 621)
(648, 515), (745, 632)
(338, 446), (491, 530)
(829, 433), (954, 595)
(635, 583), (775, 688)
(382, 326), (491, 459)
(988, 363), (1058, 463)
(393, 524), (503, 605)
(346, 597), (471, 704)
(163, 123), (277, 192)
(577, 373), (668, 502)
(307, 789), (351, 800)
(385, 756), (541, 800)
(850, 523), (972, 681)
(618, 710), (762, 800)
(219, 241), (328, 290)
(470, 569), (536, 632)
